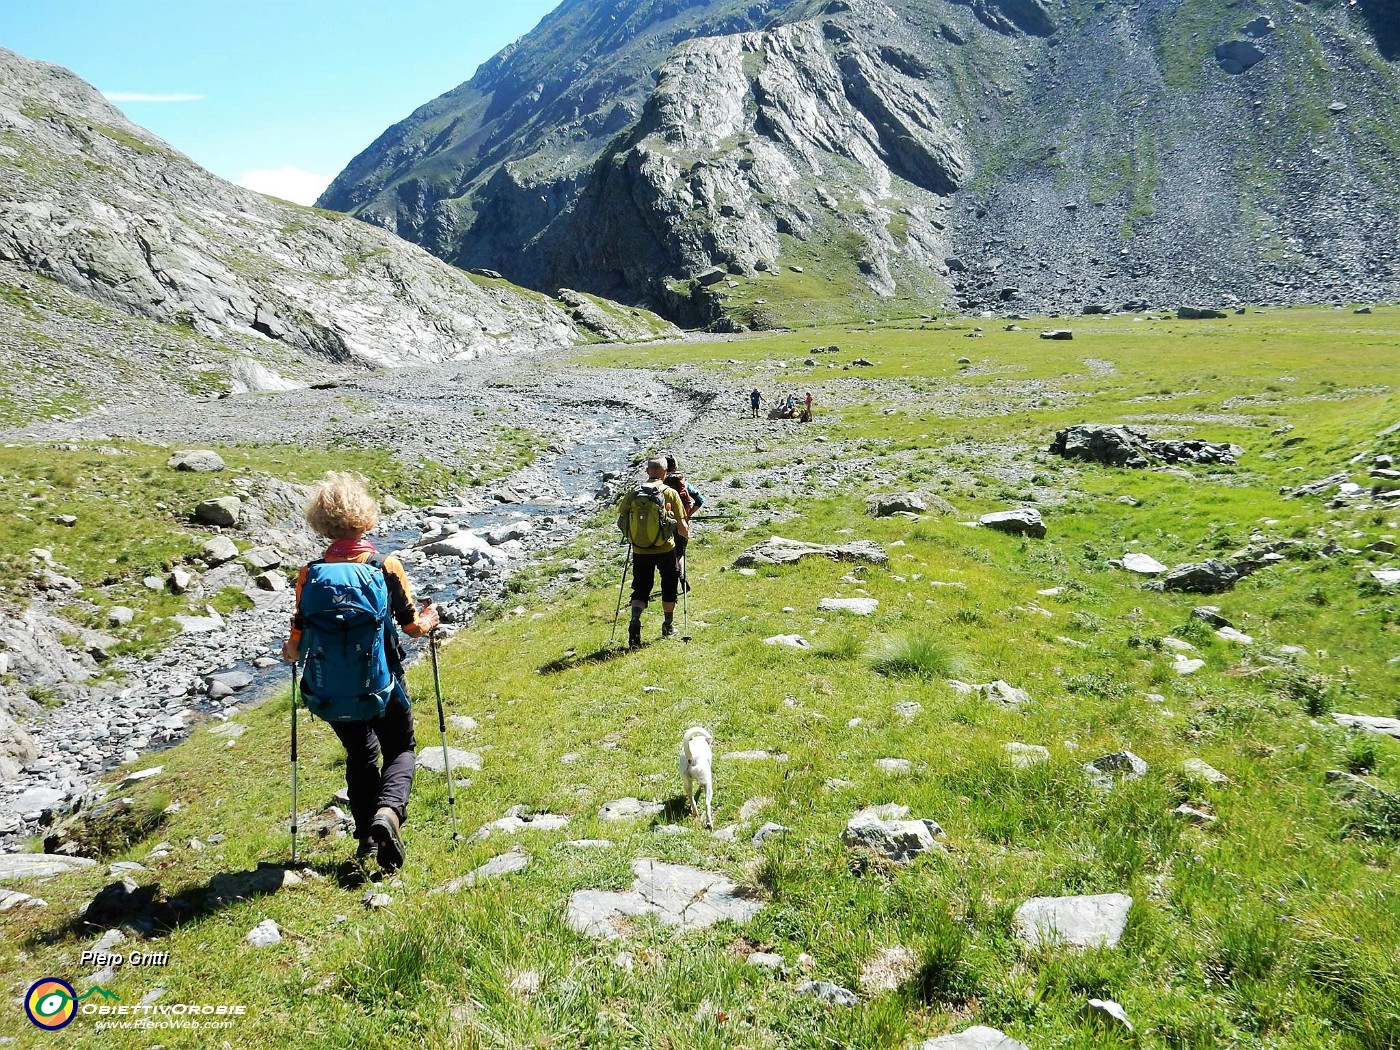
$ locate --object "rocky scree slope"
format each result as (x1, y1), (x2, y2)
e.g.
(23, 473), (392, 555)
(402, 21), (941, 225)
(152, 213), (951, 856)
(0, 46), (667, 411)
(320, 0), (1400, 326)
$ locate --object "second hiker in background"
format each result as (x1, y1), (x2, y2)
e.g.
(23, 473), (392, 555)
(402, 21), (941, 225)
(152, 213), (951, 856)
(663, 454), (703, 588)
(616, 456), (688, 648)
(750, 387), (762, 418)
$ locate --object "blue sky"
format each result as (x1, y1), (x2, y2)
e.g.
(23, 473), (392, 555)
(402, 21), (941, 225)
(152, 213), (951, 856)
(1, 0), (562, 203)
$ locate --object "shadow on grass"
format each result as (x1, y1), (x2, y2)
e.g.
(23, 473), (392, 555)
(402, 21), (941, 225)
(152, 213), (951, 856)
(538, 644), (635, 674)
(33, 853), (376, 946)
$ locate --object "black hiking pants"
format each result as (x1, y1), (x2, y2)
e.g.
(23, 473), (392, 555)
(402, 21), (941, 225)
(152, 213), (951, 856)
(631, 549), (679, 606)
(332, 683), (415, 838)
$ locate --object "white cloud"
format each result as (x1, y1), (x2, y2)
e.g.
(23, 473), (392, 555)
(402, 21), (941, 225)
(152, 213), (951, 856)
(102, 92), (205, 103)
(237, 167), (334, 206)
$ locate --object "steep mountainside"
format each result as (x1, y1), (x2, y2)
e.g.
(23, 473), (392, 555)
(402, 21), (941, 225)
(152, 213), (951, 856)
(0, 47), (672, 420)
(321, 0), (1400, 326)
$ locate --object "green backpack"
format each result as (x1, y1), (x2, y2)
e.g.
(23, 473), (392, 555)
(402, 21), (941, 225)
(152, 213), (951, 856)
(618, 481), (676, 548)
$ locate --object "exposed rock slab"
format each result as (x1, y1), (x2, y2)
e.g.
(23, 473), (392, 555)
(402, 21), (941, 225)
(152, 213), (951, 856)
(1332, 713), (1400, 740)
(1013, 893), (1133, 949)
(0, 853), (97, 879)
(734, 537), (887, 567)
(565, 859), (762, 940)
(917, 1027), (1029, 1050)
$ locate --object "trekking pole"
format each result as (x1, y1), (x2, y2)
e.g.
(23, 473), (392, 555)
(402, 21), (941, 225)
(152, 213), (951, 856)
(289, 661), (300, 866)
(428, 630), (462, 842)
(681, 570), (692, 643)
(608, 545), (632, 647)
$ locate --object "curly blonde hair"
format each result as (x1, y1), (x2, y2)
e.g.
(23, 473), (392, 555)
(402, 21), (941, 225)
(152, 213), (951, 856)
(303, 471), (380, 539)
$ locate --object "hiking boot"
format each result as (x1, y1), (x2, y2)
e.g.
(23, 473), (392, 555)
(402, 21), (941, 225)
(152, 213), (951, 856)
(369, 807), (405, 872)
(628, 621), (642, 649)
(354, 837), (376, 863)
(661, 617), (675, 638)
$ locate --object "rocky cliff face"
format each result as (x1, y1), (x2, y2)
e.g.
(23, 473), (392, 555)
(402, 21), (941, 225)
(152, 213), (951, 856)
(0, 47), (671, 416)
(321, 0), (1400, 326)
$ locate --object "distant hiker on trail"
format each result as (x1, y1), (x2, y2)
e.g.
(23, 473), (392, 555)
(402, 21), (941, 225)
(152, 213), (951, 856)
(282, 472), (439, 871)
(785, 393), (797, 417)
(805, 390), (813, 415)
(750, 388), (762, 418)
(663, 454), (704, 588)
(617, 456), (688, 648)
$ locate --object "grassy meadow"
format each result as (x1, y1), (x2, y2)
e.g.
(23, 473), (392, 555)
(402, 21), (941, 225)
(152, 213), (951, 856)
(1, 306), (1397, 1049)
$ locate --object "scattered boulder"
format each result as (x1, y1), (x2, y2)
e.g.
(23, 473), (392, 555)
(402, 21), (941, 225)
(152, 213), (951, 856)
(797, 980), (857, 1006)
(979, 508), (1046, 538)
(1084, 750), (1149, 789)
(167, 450), (225, 472)
(599, 797), (664, 821)
(245, 919), (281, 947)
(867, 492), (957, 517)
(818, 597), (879, 616)
(475, 808), (571, 837)
(1177, 305), (1230, 319)
(764, 634), (811, 649)
(416, 746), (482, 773)
(0, 853), (97, 879)
(1171, 804), (1216, 825)
(1080, 998), (1134, 1032)
(1158, 559), (1240, 594)
(949, 679), (1033, 707)
(1005, 743), (1050, 768)
(436, 846), (530, 892)
(1041, 329), (1074, 340)
(1332, 713), (1400, 740)
(1013, 893), (1133, 949)
(1184, 758), (1230, 784)
(734, 537), (887, 567)
(858, 945), (918, 992)
(194, 497), (242, 527)
(840, 807), (944, 863)
(1121, 553), (1167, 576)
(201, 535), (239, 565)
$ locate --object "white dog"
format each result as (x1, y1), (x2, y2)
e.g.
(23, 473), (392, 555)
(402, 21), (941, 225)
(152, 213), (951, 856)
(678, 726), (715, 828)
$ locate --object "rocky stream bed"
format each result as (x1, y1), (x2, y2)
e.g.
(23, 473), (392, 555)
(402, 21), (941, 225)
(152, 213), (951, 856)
(0, 351), (713, 849)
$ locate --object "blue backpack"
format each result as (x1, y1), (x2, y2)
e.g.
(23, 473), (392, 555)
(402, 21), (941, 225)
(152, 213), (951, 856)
(296, 559), (399, 723)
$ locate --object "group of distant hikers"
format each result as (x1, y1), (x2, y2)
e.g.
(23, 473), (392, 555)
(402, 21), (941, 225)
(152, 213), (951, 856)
(281, 453), (704, 871)
(750, 387), (813, 421)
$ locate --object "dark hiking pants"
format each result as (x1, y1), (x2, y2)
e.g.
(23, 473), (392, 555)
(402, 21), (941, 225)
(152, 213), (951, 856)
(332, 684), (415, 839)
(631, 549), (679, 606)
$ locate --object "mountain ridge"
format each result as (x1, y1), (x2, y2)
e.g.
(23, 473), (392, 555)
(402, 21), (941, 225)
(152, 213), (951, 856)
(320, 0), (1400, 327)
(0, 46), (674, 420)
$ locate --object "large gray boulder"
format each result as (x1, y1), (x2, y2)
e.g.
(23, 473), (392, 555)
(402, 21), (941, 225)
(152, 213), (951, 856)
(194, 497), (242, 527)
(167, 450), (225, 472)
(979, 508), (1046, 538)
(1158, 559), (1240, 594)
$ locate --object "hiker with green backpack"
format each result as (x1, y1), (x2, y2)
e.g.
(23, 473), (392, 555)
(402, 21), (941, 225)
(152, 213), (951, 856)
(617, 456), (689, 648)
(281, 472), (439, 871)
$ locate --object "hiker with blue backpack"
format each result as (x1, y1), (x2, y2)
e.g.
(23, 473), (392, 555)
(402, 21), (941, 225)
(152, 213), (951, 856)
(281, 472), (439, 871)
(617, 456), (688, 648)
